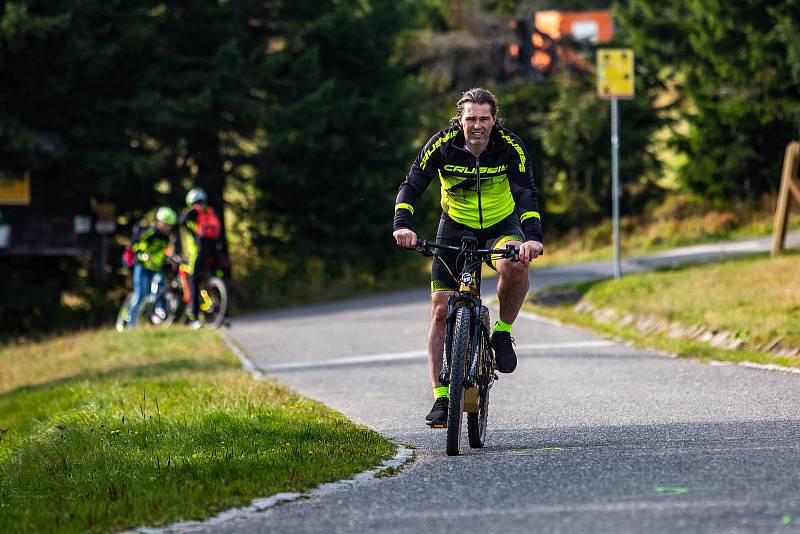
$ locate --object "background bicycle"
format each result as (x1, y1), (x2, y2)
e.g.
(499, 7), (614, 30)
(115, 268), (168, 332)
(152, 254), (229, 329)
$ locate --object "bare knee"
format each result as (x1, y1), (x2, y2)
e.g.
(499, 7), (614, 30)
(498, 258), (527, 282)
(430, 293), (450, 325)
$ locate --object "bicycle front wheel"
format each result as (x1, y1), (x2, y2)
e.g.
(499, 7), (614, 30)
(115, 293), (134, 332)
(200, 277), (228, 328)
(116, 293), (151, 330)
(447, 306), (471, 456)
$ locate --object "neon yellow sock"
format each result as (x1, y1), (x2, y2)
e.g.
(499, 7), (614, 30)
(494, 319), (512, 333)
(433, 386), (449, 400)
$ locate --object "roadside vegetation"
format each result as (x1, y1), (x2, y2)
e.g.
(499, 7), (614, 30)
(528, 251), (800, 367)
(538, 193), (800, 267)
(0, 328), (394, 533)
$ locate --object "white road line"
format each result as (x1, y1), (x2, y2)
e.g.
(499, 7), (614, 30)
(483, 301), (565, 327)
(261, 340), (617, 372)
(516, 309), (565, 326)
(516, 340), (616, 350)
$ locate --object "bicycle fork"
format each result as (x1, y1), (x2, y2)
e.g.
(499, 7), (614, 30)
(439, 302), (456, 386)
(466, 300), (483, 387)
(439, 297), (482, 387)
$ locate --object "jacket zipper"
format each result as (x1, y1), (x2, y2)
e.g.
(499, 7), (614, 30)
(476, 156), (483, 228)
(456, 134), (498, 229)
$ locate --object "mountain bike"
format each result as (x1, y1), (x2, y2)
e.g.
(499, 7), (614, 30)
(415, 236), (519, 456)
(152, 254), (228, 329)
(115, 269), (168, 332)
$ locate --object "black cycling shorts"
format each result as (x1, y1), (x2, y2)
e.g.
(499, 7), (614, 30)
(431, 213), (524, 292)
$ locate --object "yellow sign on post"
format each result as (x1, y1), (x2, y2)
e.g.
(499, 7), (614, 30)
(597, 48), (634, 278)
(597, 48), (635, 99)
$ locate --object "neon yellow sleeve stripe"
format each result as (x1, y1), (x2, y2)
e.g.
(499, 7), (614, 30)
(520, 211), (540, 223)
(395, 203), (415, 214)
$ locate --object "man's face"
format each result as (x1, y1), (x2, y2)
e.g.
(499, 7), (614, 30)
(157, 221), (173, 233)
(459, 102), (496, 150)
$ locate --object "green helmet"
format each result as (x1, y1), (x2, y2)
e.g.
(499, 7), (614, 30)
(185, 187), (207, 207)
(155, 206), (177, 225)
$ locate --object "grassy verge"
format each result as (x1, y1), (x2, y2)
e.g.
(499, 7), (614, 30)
(0, 328), (395, 533)
(527, 251), (800, 367)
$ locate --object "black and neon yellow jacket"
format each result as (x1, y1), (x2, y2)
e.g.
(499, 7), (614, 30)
(394, 125), (543, 242)
(179, 208), (200, 258)
(131, 226), (171, 271)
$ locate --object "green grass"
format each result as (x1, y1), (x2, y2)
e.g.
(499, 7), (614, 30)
(538, 194), (800, 267)
(528, 252), (800, 367)
(0, 328), (395, 533)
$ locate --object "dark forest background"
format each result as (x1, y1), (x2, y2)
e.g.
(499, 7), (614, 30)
(2, 0), (799, 336)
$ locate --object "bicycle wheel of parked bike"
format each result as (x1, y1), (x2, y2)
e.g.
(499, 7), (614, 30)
(200, 277), (228, 329)
(447, 306), (471, 456)
(468, 306), (492, 448)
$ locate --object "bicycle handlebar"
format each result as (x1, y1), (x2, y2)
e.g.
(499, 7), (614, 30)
(413, 239), (519, 262)
(167, 254), (188, 266)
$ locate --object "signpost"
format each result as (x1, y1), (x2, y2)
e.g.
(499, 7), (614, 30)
(771, 141), (800, 256)
(93, 201), (117, 282)
(597, 48), (634, 280)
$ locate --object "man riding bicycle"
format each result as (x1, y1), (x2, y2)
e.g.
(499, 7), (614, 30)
(392, 87), (544, 427)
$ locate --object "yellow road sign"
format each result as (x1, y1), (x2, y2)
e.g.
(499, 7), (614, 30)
(597, 48), (634, 99)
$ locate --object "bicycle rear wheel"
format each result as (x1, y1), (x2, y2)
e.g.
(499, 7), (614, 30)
(468, 307), (492, 448)
(200, 276), (228, 328)
(446, 306), (471, 456)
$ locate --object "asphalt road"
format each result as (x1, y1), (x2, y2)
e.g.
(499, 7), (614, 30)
(213, 233), (800, 533)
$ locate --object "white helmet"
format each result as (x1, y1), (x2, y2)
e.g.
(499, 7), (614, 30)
(185, 187), (207, 207)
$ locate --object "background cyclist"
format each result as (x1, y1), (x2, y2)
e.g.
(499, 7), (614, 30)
(179, 187), (224, 329)
(392, 87), (544, 427)
(126, 206), (176, 328)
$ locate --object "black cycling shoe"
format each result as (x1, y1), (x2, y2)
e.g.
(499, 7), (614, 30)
(491, 330), (517, 373)
(426, 396), (449, 427)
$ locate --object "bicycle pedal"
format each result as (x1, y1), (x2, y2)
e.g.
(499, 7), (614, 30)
(427, 422), (447, 429)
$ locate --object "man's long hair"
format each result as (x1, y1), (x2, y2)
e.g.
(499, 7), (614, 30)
(449, 87), (503, 128)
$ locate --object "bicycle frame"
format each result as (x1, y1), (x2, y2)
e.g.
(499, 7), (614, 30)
(148, 272), (165, 297)
(418, 236), (517, 390)
(440, 237), (487, 390)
